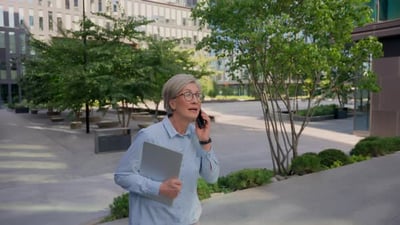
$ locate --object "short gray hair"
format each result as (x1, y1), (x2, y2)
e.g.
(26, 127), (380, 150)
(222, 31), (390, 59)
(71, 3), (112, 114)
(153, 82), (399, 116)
(162, 74), (201, 115)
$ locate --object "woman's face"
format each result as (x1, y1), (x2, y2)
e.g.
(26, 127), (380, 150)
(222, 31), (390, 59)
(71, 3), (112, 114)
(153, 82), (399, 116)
(170, 83), (201, 122)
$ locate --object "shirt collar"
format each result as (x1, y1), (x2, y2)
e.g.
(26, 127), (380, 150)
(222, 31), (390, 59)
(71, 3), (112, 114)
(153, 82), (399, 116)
(162, 116), (193, 138)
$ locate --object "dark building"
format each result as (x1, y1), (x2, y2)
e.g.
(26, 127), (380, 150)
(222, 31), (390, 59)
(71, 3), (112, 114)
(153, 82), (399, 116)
(0, 10), (29, 106)
(352, 0), (400, 136)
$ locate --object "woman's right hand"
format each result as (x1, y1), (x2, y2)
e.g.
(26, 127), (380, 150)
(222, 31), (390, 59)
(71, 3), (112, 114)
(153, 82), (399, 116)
(159, 177), (182, 199)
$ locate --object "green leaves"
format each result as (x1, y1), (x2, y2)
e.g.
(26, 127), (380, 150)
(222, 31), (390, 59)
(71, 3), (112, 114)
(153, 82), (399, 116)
(192, 0), (382, 174)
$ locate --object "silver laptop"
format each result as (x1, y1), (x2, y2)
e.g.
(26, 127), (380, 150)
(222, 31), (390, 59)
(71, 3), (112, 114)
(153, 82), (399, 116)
(140, 142), (183, 205)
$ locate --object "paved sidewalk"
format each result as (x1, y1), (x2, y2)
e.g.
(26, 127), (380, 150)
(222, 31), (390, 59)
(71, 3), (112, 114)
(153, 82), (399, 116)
(1, 103), (399, 225)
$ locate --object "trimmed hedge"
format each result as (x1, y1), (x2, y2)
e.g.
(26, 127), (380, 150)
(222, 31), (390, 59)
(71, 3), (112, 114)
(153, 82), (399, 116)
(105, 168), (274, 221)
(350, 136), (400, 157)
(318, 148), (351, 168)
(291, 153), (322, 175)
(217, 168), (274, 192)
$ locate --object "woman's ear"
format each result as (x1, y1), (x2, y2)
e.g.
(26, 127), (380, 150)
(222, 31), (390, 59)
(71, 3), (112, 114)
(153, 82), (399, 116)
(169, 99), (177, 111)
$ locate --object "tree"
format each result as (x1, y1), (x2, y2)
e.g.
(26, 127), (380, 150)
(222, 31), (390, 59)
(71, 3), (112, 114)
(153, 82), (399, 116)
(192, 0), (382, 174)
(139, 36), (214, 118)
(22, 13), (153, 128)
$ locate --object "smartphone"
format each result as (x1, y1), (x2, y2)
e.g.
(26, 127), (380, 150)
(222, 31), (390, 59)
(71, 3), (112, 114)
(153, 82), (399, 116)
(196, 110), (206, 129)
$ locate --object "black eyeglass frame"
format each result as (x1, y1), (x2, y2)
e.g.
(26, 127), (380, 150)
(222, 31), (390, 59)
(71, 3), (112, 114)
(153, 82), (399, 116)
(175, 91), (203, 101)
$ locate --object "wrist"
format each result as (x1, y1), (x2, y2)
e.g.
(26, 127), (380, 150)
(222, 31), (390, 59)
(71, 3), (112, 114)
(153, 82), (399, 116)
(199, 137), (212, 145)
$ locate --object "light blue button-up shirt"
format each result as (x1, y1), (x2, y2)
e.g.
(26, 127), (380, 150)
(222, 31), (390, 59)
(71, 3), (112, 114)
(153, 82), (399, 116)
(114, 117), (220, 225)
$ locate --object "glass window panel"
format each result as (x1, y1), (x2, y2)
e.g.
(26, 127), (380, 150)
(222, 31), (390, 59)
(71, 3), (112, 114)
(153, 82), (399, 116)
(11, 70), (18, 80)
(65, 0), (70, 9)
(19, 33), (26, 54)
(48, 11), (53, 31)
(39, 17), (43, 30)
(9, 7), (15, 27)
(0, 70), (6, 80)
(0, 31), (5, 48)
(387, 0), (400, 19)
(19, 8), (24, 25)
(9, 32), (16, 54)
(29, 15), (34, 27)
(0, 6), (3, 26)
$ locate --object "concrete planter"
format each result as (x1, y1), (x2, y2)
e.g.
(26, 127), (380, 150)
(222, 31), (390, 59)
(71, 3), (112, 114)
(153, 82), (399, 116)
(15, 107), (29, 113)
(70, 121), (82, 129)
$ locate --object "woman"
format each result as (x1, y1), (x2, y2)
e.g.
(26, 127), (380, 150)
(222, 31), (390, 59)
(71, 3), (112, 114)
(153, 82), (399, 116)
(114, 74), (220, 225)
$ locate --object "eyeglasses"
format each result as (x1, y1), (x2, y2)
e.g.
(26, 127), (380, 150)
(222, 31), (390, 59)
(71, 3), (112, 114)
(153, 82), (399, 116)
(176, 91), (203, 102)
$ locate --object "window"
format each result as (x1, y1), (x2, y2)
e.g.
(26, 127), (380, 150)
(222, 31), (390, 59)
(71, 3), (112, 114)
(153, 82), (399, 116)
(0, 7), (3, 27)
(48, 0), (53, 7)
(98, 0), (102, 12)
(29, 10), (34, 27)
(56, 17), (62, 31)
(113, 1), (118, 12)
(8, 7), (15, 27)
(65, 0), (70, 9)
(74, 0), (78, 7)
(39, 17), (43, 31)
(48, 11), (53, 31)
(29, 15), (34, 27)
(0, 31), (5, 48)
(9, 32), (16, 54)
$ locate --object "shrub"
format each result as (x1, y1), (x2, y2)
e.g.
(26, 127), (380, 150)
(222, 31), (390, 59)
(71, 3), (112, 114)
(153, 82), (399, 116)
(297, 104), (336, 117)
(329, 160), (344, 169)
(350, 137), (386, 157)
(318, 148), (350, 168)
(217, 168), (274, 192)
(197, 178), (212, 200)
(103, 192), (129, 222)
(349, 154), (371, 163)
(290, 153), (322, 175)
(382, 137), (400, 153)
(106, 168), (274, 221)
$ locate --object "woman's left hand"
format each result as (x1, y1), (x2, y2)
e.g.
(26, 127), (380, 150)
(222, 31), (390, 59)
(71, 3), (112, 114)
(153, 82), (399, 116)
(196, 110), (212, 151)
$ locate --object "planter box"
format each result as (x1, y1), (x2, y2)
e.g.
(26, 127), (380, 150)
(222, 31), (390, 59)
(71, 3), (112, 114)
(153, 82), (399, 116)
(334, 108), (348, 119)
(280, 111), (334, 121)
(70, 121), (82, 129)
(47, 111), (61, 116)
(15, 107), (29, 113)
(94, 128), (132, 153)
(80, 116), (102, 123)
(96, 120), (120, 128)
(50, 116), (64, 122)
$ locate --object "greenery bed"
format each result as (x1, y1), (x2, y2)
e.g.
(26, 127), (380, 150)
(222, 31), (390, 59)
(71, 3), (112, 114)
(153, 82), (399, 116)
(103, 136), (400, 222)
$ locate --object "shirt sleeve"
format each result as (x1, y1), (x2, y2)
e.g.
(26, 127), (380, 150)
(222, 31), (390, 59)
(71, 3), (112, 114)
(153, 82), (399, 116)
(199, 146), (220, 183)
(114, 131), (161, 197)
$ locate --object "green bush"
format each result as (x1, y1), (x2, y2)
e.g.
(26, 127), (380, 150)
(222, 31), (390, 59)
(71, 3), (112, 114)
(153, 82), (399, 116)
(350, 140), (385, 157)
(217, 168), (274, 191)
(382, 137), (400, 153)
(103, 192), (129, 222)
(318, 148), (350, 168)
(106, 168), (274, 221)
(297, 104), (337, 117)
(329, 160), (344, 169)
(349, 154), (371, 163)
(197, 178), (212, 200)
(350, 136), (400, 157)
(350, 137), (386, 157)
(291, 153), (322, 175)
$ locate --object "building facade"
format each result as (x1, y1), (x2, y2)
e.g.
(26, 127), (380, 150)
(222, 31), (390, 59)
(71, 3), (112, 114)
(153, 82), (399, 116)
(0, 0), (208, 105)
(352, 0), (400, 136)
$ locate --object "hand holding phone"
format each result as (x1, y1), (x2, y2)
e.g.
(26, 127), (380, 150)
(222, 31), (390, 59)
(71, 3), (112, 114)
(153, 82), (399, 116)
(196, 110), (207, 129)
